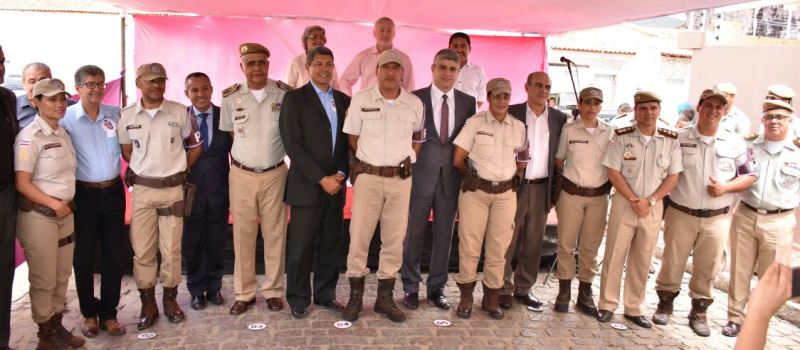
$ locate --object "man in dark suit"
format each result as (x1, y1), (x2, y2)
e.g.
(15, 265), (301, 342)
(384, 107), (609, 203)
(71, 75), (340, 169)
(279, 46), (350, 319)
(182, 72), (233, 310)
(401, 49), (475, 310)
(500, 71), (568, 309)
(0, 44), (18, 350)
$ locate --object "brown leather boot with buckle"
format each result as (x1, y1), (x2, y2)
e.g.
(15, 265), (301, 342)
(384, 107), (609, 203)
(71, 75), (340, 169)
(652, 290), (679, 325)
(688, 298), (714, 337)
(373, 278), (406, 322)
(456, 281), (476, 319)
(481, 283), (504, 320)
(576, 281), (598, 316)
(162, 286), (186, 323)
(51, 313), (85, 348)
(342, 277), (365, 322)
(137, 287), (159, 330)
(554, 279), (571, 313)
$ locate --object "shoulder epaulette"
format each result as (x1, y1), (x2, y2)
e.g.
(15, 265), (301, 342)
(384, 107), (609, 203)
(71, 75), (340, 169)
(276, 80), (292, 92)
(794, 137), (800, 148)
(615, 126), (635, 135)
(222, 83), (241, 97)
(657, 127), (677, 139)
(744, 132), (759, 141)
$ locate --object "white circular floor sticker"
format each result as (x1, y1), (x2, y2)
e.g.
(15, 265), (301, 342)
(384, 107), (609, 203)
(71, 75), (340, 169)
(433, 319), (452, 327)
(247, 323), (267, 331)
(527, 305), (544, 313)
(610, 323), (628, 330)
(334, 320), (352, 329)
(137, 332), (156, 339)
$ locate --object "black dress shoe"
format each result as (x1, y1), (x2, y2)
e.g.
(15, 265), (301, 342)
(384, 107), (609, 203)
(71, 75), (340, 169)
(624, 314), (653, 328)
(314, 299), (345, 311)
(596, 309), (613, 322)
(190, 295), (207, 310)
(513, 293), (543, 308)
(206, 291), (224, 305)
(403, 292), (419, 309)
(721, 321), (741, 337)
(427, 290), (450, 310)
(290, 305), (309, 319)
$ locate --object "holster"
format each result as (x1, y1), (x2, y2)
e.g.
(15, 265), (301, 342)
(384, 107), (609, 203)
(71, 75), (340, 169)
(124, 167), (136, 187)
(460, 162), (481, 193)
(156, 200), (185, 217)
(398, 156), (412, 179)
(512, 169), (525, 192)
(349, 157), (364, 185)
(551, 172), (564, 204)
(183, 183), (196, 217)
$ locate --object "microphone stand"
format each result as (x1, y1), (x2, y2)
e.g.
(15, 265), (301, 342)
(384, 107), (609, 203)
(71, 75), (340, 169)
(564, 59), (580, 118)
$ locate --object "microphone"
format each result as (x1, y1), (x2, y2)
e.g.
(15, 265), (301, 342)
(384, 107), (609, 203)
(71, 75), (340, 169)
(560, 56), (575, 65)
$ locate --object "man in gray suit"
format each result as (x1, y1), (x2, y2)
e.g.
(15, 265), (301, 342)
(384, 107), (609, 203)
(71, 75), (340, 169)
(401, 49), (476, 310)
(499, 71), (568, 309)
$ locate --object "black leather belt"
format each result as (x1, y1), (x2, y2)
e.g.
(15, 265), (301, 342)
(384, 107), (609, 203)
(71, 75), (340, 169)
(743, 202), (795, 215)
(668, 201), (729, 218)
(562, 178), (611, 197)
(524, 177), (548, 185)
(232, 158), (285, 174)
(77, 177), (121, 190)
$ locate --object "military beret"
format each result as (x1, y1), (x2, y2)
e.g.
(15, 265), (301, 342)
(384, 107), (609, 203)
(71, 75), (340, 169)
(715, 82), (737, 95)
(633, 91), (661, 105)
(377, 49), (404, 68)
(32, 78), (70, 98)
(239, 43), (270, 57)
(136, 63), (167, 81)
(763, 99), (794, 113)
(767, 84), (795, 100)
(698, 88), (727, 106)
(579, 87), (603, 102)
(486, 78), (512, 96)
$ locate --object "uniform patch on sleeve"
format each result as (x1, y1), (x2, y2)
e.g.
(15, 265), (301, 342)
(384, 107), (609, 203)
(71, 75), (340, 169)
(17, 139), (31, 147)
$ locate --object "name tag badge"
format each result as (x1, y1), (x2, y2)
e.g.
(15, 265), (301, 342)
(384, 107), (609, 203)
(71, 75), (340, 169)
(361, 107), (380, 112)
(126, 124), (142, 130)
(43, 143), (62, 150)
(569, 140), (589, 144)
(477, 131), (494, 137)
(680, 143), (697, 148)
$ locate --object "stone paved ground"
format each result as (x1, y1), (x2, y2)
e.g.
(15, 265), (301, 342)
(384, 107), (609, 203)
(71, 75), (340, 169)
(9, 264), (800, 350)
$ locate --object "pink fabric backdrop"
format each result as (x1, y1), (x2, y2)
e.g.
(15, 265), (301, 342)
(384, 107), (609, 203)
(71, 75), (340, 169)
(133, 15), (546, 105)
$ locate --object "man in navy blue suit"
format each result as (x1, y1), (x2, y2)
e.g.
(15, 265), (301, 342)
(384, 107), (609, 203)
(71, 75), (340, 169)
(182, 72), (233, 310)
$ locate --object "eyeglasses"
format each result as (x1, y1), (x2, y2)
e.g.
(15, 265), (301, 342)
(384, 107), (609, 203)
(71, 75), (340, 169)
(80, 82), (107, 89)
(763, 114), (790, 122)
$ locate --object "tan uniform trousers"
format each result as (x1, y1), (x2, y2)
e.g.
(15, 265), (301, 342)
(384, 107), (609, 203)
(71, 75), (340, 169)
(230, 165), (288, 301)
(727, 205), (794, 323)
(554, 191), (609, 282)
(131, 184), (184, 289)
(598, 193), (663, 316)
(655, 207), (729, 299)
(16, 211), (74, 324)
(346, 174), (411, 280)
(455, 189), (517, 289)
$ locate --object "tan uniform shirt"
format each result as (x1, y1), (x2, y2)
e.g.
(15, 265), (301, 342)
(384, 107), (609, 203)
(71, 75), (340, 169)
(14, 115), (77, 199)
(670, 127), (748, 210)
(343, 85), (425, 166)
(602, 126), (683, 197)
(555, 118), (613, 188)
(219, 79), (287, 168)
(118, 99), (200, 177)
(454, 111), (527, 181)
(739, 134), (800, 210)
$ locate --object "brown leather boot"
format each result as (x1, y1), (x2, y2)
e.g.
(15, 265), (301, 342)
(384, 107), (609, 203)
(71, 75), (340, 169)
(51, 313), (85, 348)
(137, 287), (159, 330)
(36, 317), (72, 350)
(688, 298), (714, 337)
(162, 286), (186, 323)
(456, 281), (476, 319)
(342, 277), (365, 322)
(576, 281), (598, 316)
(373, 278), (406, 322)
(481, 284), (504, 320)
(652, 290), (679, 325)
(554, 279), (571, 313)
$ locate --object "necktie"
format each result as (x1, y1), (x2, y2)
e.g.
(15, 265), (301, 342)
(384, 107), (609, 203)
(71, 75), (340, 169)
(440, 94), (449, 143)
(198, 112), (209, 151)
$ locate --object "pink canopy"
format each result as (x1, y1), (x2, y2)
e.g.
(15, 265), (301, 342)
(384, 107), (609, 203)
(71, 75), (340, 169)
(106, 0), (749, 34)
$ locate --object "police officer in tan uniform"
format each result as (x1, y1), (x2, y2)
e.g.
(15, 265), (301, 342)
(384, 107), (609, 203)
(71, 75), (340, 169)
(596, 91), (682, 328)
(552, 87), (613, 316)
(219, 43), (291, 315)
(715, 83), (750, 137)
(340, 49), (425, 323)
(118, 63), (203, 330)
(15, 78), (85, 349)
(652, 89), (754, 337)
(452, 78), (527, 320)
(722, 100), (799, 337)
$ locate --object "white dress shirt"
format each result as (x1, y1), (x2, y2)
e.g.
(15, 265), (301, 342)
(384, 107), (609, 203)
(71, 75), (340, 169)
(456, 61), (488, 103)
(525, 105), (550, 179)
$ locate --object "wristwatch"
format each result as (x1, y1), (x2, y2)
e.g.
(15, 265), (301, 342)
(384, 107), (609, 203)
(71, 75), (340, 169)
(648, 196), (656, 207)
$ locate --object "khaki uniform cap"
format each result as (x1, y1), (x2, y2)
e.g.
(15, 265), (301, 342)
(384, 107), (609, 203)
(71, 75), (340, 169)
(768, 84), (795, 99)
(239, 43), (270, 57)
(633, 90), (661, 105)
(715, 82), (737, 95)
(763, 99), (794, 113)
(486, 77), (511, 96)
(698, 88), (727, 106)
(377, 49), (404, 68)
(32, 78), (70, 98)
(136, 63), (168, 81)
(579, 87), (603, 102)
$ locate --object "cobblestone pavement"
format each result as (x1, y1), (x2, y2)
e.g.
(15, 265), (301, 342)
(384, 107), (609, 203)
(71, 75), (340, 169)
(9, 264), (800, 350)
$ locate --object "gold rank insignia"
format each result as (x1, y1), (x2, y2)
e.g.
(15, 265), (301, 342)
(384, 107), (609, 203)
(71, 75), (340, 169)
(615, 126), (635, 135)
(275, 80), (292, 92)
(744, 132), (759, 141)
(222, 83), (241, 97)
(623, 151), (636, 160)
(657, 127), (677, 139)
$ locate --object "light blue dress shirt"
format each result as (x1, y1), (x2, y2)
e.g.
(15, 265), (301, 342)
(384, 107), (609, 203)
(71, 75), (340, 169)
(60, 103), (122, 182)
(311, 82), (337, 152)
